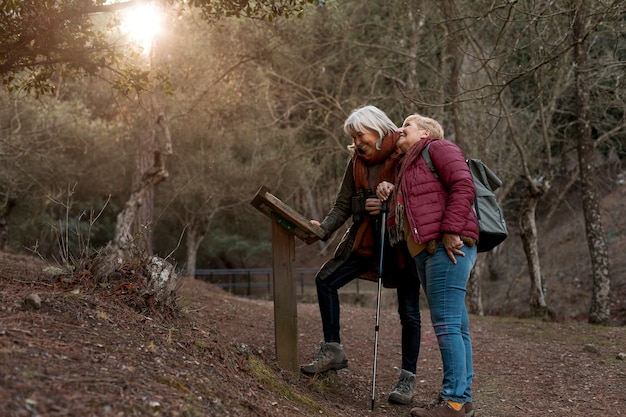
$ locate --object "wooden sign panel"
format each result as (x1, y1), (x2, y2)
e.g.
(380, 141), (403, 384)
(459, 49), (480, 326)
(250, 185), (326, 371)
(251, 186), (325, 244)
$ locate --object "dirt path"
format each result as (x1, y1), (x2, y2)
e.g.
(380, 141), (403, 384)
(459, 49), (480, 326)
(0, 252), (624, 416)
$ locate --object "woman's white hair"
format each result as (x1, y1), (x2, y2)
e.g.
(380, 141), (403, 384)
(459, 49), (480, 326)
(344, 105), (397, 150)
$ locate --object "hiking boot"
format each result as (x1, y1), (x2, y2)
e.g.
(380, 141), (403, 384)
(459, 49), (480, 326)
(300, 341), (348, 376)
(464, 402), (474, 417)
(411, 399), (465, 417)
(388, 369), (416, 405)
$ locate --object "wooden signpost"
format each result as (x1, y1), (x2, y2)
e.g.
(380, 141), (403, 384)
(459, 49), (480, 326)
(250, 186), (325, 372)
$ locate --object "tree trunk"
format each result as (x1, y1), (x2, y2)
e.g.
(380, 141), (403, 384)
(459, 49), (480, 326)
(114, 107), (172, 259)
(113, 161), (169, 257)
(134, 102), (158, 255)
(93, 110), (175, 307)
(184, 224), (206, 278)
(441, 0), (468, 152)
(299, 177), (326, 254)
(467, 259), (484, 316)
(572, 1), (611, 324)
(131, 40), (172, 257)
(404, 7), (423, 93)
(442, 0), (479, 312)
(0, 197), (16, 251)
(519, 184), (554, 319)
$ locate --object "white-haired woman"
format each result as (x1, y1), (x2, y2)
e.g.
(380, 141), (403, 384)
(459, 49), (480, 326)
(301, 105), (422, 406)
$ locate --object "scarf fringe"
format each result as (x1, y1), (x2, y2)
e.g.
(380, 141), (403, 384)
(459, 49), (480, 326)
(388, 203), (405, 246)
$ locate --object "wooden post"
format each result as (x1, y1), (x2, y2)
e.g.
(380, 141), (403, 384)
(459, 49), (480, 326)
(251, 186), (324, 372)
(272, 218), (298, 371)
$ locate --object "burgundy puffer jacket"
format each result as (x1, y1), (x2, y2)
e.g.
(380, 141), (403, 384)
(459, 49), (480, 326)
(399, 138), (479, 244)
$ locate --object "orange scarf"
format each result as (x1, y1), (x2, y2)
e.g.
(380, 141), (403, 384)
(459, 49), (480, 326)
(351, 131), (401, 256)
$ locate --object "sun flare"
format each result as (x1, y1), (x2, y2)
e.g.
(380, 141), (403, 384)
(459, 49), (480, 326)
(120, 3), (162, 53)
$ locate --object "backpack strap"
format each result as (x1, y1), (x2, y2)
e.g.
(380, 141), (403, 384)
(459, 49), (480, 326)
(422, 142), (481, 224)
(420, 143), (439, 179)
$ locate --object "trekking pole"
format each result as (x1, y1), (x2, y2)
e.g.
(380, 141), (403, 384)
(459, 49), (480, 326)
(371, 199), (389, 410)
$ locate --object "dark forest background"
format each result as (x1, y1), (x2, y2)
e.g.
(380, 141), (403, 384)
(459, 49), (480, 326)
(1, 0), (624, 324)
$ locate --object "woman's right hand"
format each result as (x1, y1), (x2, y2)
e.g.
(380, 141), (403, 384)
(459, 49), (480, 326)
(376, 181), (395, 201)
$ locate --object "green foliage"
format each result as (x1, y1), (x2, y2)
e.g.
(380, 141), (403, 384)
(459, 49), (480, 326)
(186, 0), (315, 21)
(1, 0), (624, 288)
(146, 13), (320, 267)
(1, 0), (117, 96)
(0, 83), (128, 255)
(0, 0), (317, 96)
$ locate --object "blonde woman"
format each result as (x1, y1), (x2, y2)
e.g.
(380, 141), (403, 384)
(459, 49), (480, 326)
(378, 114), (478, 417)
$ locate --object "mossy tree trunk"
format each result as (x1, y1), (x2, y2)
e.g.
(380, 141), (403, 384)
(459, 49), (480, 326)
(572, 0), (611, 325)
(519, 181), (554, 319)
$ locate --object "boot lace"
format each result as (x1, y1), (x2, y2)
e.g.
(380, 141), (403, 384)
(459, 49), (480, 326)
(426, 396), (447, 410)
(311, 344), (332, 364)
(394, 374), (413, 394)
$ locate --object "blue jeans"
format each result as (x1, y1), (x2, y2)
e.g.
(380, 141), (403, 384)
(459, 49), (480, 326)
(414, 243), (477, 403)
(316, 251), (421, 373)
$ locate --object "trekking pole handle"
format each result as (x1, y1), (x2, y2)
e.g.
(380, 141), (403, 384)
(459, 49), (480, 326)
(380, 199), (389, 214)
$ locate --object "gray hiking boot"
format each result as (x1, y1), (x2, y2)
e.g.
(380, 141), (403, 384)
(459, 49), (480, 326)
(388, 369), (416, 404)
(300, 341), (348, 376)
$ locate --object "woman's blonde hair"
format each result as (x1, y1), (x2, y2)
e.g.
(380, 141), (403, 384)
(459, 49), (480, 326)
(403, 114), (444, 139)
(344, 105), (397, 150)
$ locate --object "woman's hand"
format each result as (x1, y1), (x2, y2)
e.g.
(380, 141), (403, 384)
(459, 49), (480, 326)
(310, 220), (321, 227)
(376, 181), (395, 201)
(365, 198), (381, 215)
(442, 233), (465, 264)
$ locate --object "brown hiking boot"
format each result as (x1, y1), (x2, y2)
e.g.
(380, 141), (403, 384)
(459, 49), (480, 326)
(464, 402), (474, 417)
(300, 341), (348, 376)
(411, 399), (465, 417)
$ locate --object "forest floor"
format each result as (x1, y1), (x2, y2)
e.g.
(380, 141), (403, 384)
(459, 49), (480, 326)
(1, 251), (625, 417)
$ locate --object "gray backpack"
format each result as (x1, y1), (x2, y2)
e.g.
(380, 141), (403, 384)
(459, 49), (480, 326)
(421, 144), (508, 252)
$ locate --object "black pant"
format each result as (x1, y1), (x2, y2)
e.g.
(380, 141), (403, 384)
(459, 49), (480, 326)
(315, 251), (421, 373)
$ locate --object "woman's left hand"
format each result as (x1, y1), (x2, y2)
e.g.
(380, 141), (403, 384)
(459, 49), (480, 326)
(442, 233), (465, 264)
(365, 198), (381, 215)
(376, 181), (395, 201)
